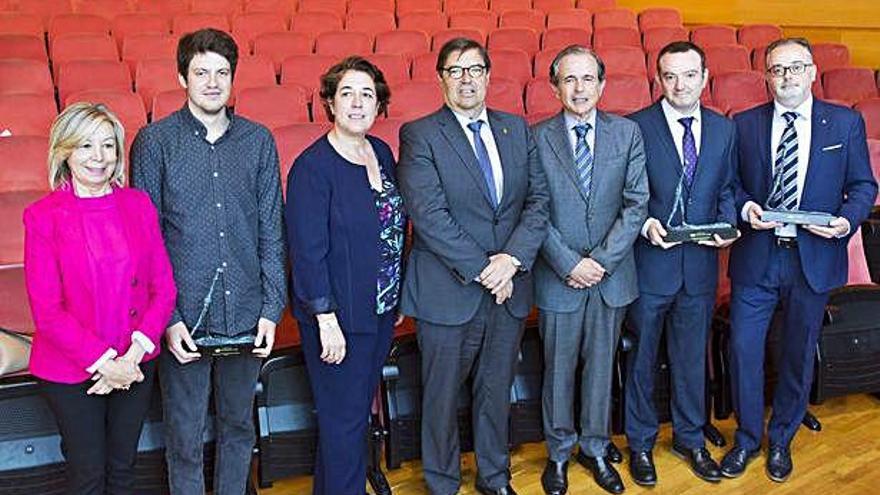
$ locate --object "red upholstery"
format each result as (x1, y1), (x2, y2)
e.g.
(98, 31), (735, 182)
(823, 67), (878, 106)
(705, 44), (752, 75)
(433, 28), (485, 50)
(598, 73), (650, 115)
(737, 24), (782, 51)
(121, 33), (176, 78)
(232, 12), (288, 51)
(374, 29), (431, 59)
(366, 53), (411, 86)
(253, 32), (312, 75)
(546, 9), (591, 31)
(314, 30), (373, 57)
(448, 9), (498, 37)
(64, 89), (147, 141)
(711, 70), (770, 116)
(280, 54), (337, 94)
(525, 77), (557, 115)
(273, 122), (332, 185)
(812, 42), (850, 73)
(499, 9), (545, 31)
(150, 88), (186, 121)
(48, 13), (110, 41)
(0, 93), (57, 137)
(397, 11), (448, 36)
(387, 80), (443, 119)
(369, 117), (404, 158)
(593, 8), (637, 30)
(642, 26), (687, 52)
(488, 27), (541, 55)
(171, 13), (231, 35)
(111, 13), (170, 50)
(486, 77), (524, 114)
(235, 84), (311, 130)
(135, 58), (179, 110)
(0, 59), (54, 97)
(592, 26), (640, 48)
(345, 10), (396, 38)
(638, 7), (682, 30)
(542, 27), (591, 51)
(855, 98), (880, 140)
(597, 45), (647, 77)
(56, 60), (131, 106)
(690, 24), (737, 48)
(0, 34), (47, 62)
(0, 13), (44, 38)
(290, 11), (344, 39)
(488, 48), (532, 85)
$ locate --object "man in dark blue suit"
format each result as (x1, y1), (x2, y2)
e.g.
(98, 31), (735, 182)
(721, 38), (877, 483)
(624, 41), (737, 487)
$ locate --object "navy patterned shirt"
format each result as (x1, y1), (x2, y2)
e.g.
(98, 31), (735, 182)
(130, 105), (287, 337)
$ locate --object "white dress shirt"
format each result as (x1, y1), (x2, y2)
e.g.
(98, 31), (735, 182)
(451, 107), (504, 203)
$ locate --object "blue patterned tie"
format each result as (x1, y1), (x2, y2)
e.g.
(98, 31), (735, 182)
(679, 117), (697, 187)
(466, 120), (498, 207)
(573, 123), (594, 197)
(769, 111), (799, 210)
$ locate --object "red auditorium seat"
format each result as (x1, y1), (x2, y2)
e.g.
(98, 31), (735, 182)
(151, 88), (186, 121)
(18, 0), (73, 28)
(290, 11), (344, 39)
(51, 34), (120, 77)
(135, 0), (190, 21)
(576, 0), (616, 11)
(191, 0), (243, 17)
(0, 135), (49, 193)
(375, 30), (431, 59)
(273, 122), (332, 185)
(281, 54), (337, 93)
(751, 46), (767, 71)
(597, 45), (646, 77)
(711, 70), (770, 115)
(487, 77), (524, 114)
(690, 25), (737, 48)
(491, 0), (532, 14)
(823, 68), (878, 106)
(525, 78), (557, 116)
(534, 0), (576, 13)
(232, 12), (287, 51)
(593, 8), (638, 30)
(111, 13), (169, 50)
(135, 58), (179, 110)
(345, 10), (396, 38)
(387, 80), (443, 119)
(368, 118), (404, 158)
(488, 27), (540, 55)
(868, 139), (880, 185)
(64, 89), (147, 141)
(433, 28), (485, 50)
(546, 9), (591, 31)
(855, 98), (880, 140)
(0, 13), (44, 37)
(533, 50), (556, 80)
(74, 0), (134, 21)
(314, 30), (372, 57)
(0, 34), (47, 62)
(598, 74), (651, 115)
(638, 7), (682, 30)
(56, 60), (132, 109)
(397, 0), (443, 16)
(592, 26), (640, 48)
(299, 0), (346, 14)
(737, 24), (782, 51)
(244, 0), (295, 17)
(642, 26), (688, 52)
(542, 27), (591, 51)
(487, 48), (532, 85)
(232, 55), (276, 99)
(445, 0), (490, 13)
(812, 42), (850, 73)
(348, 0), (396, 14)
(410, 51), (439, 81)
(48, 13), (111, 41)
(449, 10), (498, 37)
(367, 53), (411, 86)
(235, 84), (310, 130)
(397, 11), (448, 36)
(254, 32), (312, 75)
(499, 9), (545, 32)
(846, 226), (872, 285)
(0, 59), (54, 97)
(122, 33), (177, 78)
(705, 44), (751, 75)
(0, 94), (56, 136)
(812, 77), (824, 99)
(172, 13), (231, 35)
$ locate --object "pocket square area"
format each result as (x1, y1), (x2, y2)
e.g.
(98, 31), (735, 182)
(822, 143), (843, 151)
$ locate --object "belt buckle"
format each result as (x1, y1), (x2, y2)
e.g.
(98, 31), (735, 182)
(775, 237), (797, 248)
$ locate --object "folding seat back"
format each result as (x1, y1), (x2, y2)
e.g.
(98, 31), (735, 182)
(0, 136), (49, 192)
(491, 0), (531, 14)
(498, 9), (545, 31)
(690, 24), (737, 48)
(231, 55), (276, 99)
(121, 33), (176, 78)
(74, 0), (134, 21)
(542, 27), (591, 52)
(374, 30), (431, 59)
(445, 0), (490, 13)
(235, 84), (310, 130)
(64, 89), (147, 141)
(641, 26), (687, 52)
(592, 26), (640, 48)
(711, 70), (770, 116)
(597, 73), (650, 115)
(488, 27), (540, 55)
(812, 43), (850, 73)
(448, 10), (498, 37)
(855, 98), (880, 141)
(433, 28), (485, 50)
(410, 51), (439, 81)
(593, 8), (637, 30)
(545, 9), (591, 30)
(232, 12), (288, 51)
(0, 34), (47, 62)
(397, 0), (443, 16)
(51, 33), (119, 75)
(487, 48), (532, 85)
(823, 68), (878, 106)
(868, 139), (880, 188)
(737, 24), (782, 51)
(150, 88), (185, 121)
(597, 45), (646, 77)
(532, 50), (556, 81)
(486, 77), (524, 114)
(56, 60), (132, 109)
(0, 94), (56, 137)
(135, 0), (190, 21)
(273, 122), (332, 183)
(299, 0), (346, 14)
(705, 44), (751, 76)
(48, 13), (110, 41)
(345, 10), (396, 38)
(576, 0), (616, 11)
(638, 7), (681, 30)
(135, 58), (179, 109)
(314, 31), (372, 57)
(280, 54), (337, 93)
(534, 0), (577, 14)
(367, 53), (411, 86)
(191, 0), (243, 17)
(290, 11), (343, 39)
(0, 59), (53, 97)
(111, 13), (169, 50)
(386, 80), (443, 119)
(244, 0), (295, 17)
(525, 77), (557, 116)
(397, 11), (448, 36)
(253, 32), (312, 75)
(751, 45), (767, 71)
(368, 118), (403, 158)
(348, 0), (396, 14)
(19, 0), (73, 28)
(171, 13), (231, 35)
(0, 13), (44, 37)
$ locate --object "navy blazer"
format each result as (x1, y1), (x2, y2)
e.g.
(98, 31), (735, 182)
(628, 102), (737, 296)
(730, 100), (878, 293)
(285, 134), (400, 334)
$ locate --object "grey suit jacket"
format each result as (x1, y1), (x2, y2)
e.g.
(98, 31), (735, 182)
(532, 111), (649, 312)
(397, 106), (550, 325)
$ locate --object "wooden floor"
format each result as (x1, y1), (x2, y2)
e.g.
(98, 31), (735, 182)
(260, 394), (880, 494)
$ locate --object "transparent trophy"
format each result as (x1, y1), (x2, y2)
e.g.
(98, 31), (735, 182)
(661, 174), (737, 243)
(760, 168), (834, 226)
(187, 267), (255, 357)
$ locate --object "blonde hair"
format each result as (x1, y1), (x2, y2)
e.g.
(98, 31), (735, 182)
(48, 102), (126, 190)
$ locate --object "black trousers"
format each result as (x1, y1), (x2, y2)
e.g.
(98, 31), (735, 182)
(41, 360), (156, 495)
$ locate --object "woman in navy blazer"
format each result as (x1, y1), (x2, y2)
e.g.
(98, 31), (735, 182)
(285, 57), (404, 495)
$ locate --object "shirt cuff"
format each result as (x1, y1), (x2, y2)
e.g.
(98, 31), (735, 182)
(641, 217), (661, 239)
(835, 217), (851, 238)
(86, 348), (118, 374)
(131, 331), (156, 355)
(741, 201), (759, 222)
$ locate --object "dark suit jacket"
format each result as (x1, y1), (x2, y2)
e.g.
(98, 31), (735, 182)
(285, 135), (400, 334)
(531, 111), (649, 311)
(628, 102), (737, 296)
(396, 106), (550, 325)
(730, 99), (878, 293)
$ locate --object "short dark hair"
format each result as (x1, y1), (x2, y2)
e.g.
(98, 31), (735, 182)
(177, 28), (239, 80)
(549, 45), (605, 85)
(435, 37), (491, 76)
(764, 37), (813, 66)
(656, 41), (706, 73)
(318, 56), (391, 122)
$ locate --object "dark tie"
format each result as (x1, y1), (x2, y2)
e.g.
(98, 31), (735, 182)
(466, 120), (498, 207)
(679, 117), (697, 187)
(769, 111), (799, 210)
(573, 123), (594, 197)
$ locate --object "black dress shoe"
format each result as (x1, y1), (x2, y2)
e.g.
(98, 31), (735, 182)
(575, 451), (625, 494)
(671, 444), (721, 483)
(474, 481), (518, 495)
(606, 441), (623, 463)
(629, 450), (657, 486)
(541, 460), (568, 495)
(766, 445), (793, 483)
(720, 445), (760, 478)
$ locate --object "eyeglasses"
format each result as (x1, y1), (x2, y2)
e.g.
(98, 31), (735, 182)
(766, 62), (813, 77)
(442, 64), (487, 79)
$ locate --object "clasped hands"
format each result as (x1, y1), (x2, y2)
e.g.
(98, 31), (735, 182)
(746, 203), (849, 238)
(475, 253), (518, 304)
(566, 257), (605, 290)
(87, 344), (146, 395)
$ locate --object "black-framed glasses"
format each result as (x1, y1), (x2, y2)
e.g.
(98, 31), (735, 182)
(766, 62), (814, 77)
(442, 64), (487, 79)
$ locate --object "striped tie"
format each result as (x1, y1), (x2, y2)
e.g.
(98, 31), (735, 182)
(769, 111), (799, 210)
(574, 123), (594, 197)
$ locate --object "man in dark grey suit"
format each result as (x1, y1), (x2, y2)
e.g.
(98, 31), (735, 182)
(397, 38), (549, 495)
(532, 45), (648, 495)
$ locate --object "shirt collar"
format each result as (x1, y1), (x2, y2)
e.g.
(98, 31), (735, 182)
(773, 95), (813, 122)
(563, 109), (597, 133)
(660, 98), (702, 126)
(178, 102), (236, 138)
(449, 106), (490, 129)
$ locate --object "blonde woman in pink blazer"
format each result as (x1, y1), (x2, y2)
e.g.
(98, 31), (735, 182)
(23, 102), (177, 495)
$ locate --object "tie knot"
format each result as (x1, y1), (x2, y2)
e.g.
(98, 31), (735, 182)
(678, 116), (695, 129)
(573, 123), (591, 138)
(783, 111), (798, 124)
(467, 120), (483, 133)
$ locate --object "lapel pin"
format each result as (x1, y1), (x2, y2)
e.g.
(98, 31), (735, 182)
(502, 127), (508, 135)
(821, 118), (827, 125)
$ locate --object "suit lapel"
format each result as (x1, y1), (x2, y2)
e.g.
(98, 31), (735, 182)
(648, 102), (684, 181)
(437, 106), (495, 208)
(488, 110), (515, 209)
(544, 112), (590, 205)
(802, 100), (833, 205)
(591, 111), (616, 210)
(758, 103), (774, 187)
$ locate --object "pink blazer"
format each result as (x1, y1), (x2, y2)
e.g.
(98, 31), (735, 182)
(23, 187), (177, 383)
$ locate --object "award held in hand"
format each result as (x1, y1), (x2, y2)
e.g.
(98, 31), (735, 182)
(187, 268), (256, 357)
(760, 209), (834, 226)
(661, 174), (737, 243)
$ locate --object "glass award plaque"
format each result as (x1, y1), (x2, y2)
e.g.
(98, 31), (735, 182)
(761, 209), (834, 226)
(660, 173), (738, 243)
